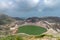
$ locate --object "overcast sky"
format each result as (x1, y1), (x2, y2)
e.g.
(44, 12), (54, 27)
(0, 0), (60, 18)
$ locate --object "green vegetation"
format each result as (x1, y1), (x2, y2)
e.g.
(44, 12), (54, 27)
(0, 35), (23, 40)
(35, 34), (54, 38)
(18, 25), (47, 35)
(0, 34), (60, 40)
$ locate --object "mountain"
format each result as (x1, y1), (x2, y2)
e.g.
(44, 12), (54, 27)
(0, 14), (16, 25)
(13, 17), (24, 21)
(26, 17), (60, 23)
(39, 17), (60, 23)
(26, 17), (40, 23)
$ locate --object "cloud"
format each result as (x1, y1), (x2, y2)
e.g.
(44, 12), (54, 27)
(26, 0), (39, 7)
(0, 0), (40, 9)
(36, 0), (60, 12)
(44, 0), (59, 7)
(15, 0), (21, 2)
(0, 0), (15, 9)
(0, 0), (60, 14)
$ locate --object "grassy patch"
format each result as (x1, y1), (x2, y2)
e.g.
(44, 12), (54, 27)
(0, 35), (23, 40)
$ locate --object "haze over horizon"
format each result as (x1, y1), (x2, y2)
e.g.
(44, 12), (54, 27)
(0, 0), (60, 18)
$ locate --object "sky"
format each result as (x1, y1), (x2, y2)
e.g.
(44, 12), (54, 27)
(0, 0), (60, 18)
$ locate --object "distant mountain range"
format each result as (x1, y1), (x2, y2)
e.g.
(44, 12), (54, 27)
(0, 14), (60, 23)
(26, 17), (60, 23)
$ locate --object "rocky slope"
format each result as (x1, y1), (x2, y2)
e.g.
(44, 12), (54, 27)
(26, 17), (60, 32)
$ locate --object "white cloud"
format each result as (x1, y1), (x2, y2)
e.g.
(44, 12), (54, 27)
(44, 0), (58, 7)
(0, 2), (8, 8)
(0, 0), (60, 13)
(15, 0), (21, 2)
(0, 0), (16, 9)
(0, 0), (40, 10)
(8, 1), (13, 5)
(26, 0), (40, 8)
